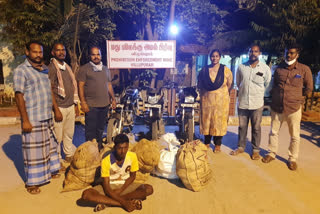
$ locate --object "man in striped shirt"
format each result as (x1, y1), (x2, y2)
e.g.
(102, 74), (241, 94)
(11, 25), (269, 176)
(13, 41), (61, 194)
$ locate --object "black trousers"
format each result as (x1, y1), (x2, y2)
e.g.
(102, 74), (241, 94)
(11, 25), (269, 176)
(85, 106), (108, 150)
(204, 135), (223, 146)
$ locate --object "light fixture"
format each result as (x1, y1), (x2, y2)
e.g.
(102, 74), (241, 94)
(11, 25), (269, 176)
(170, 24), (179, 36)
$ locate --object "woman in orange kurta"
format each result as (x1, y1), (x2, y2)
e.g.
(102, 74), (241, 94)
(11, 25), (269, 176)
(198, 49), (233, 152)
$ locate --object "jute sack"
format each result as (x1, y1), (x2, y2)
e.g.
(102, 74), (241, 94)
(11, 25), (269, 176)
(100, 143), (114, 160)
(131, 138), (160, 173)
(176, 140), (212, 192)
(63, 140), (101, 192)
(135, 171), (150, 183)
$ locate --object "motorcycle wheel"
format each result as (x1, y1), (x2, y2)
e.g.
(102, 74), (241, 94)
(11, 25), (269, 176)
(186, 118), (194, 142)
(107, 118), (121, 144)
(151, 120), (158, 140)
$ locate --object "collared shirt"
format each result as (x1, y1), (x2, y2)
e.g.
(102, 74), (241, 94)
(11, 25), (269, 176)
(236, 61), (271, 110)
(77, 63), (112, 107)
(271, 62), (313, 114)
(13, 59), (52, 122)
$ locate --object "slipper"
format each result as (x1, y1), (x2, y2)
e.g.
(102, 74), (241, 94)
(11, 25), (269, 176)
(26, 185), (41, 195)
(262, 155), (275, 163)
(132, 199), (142, 210)
(59, 165), (67, 173)
(288, 161), (298, 171)
(94, 204), (107, 212)
(52, 173), (61, 179)
(251, 151), (260, 160)
(230, 148), (244, 156)
(214, 145), (221, 153)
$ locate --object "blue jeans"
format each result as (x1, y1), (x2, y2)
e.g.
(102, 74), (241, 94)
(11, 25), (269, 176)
(85, 106), (108, 147)
(238, 107), (263, 151)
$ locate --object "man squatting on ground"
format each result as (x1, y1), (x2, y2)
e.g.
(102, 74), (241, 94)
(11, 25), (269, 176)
(77, 47), (116, 150)
(262, 44), (313, 170)
(231, 44), (271, 160)
(48, 43), (78, 163)
(81, 134), (153, 212)
(13, 41), (61, 194)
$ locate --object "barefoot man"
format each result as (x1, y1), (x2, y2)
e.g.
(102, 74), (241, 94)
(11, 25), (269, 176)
(81, 134), (153, 212)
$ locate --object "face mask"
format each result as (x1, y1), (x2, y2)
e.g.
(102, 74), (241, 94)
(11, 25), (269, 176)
(90, 61), (103, 71)
(285, 56), (297, 65)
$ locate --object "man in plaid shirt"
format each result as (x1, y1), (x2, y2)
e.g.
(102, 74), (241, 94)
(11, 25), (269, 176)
(13, 41), (61, 194)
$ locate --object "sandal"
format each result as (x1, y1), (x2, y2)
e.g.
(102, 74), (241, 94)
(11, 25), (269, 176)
(214, 145), (221, 153)
(288, 161), (298, 171)
(251, 151), (260, 160)
(94, 204), (107, 212)
(52, 173), (61, 179)
(59, 165), (67, 173)
(26, 185), (41, 195)
(230, 148), (244, 156)
(262, 155), (275, 163)
(132, 199), (142, 210)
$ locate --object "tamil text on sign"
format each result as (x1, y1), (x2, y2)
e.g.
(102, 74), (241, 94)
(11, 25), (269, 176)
(106, 40), (176, 69)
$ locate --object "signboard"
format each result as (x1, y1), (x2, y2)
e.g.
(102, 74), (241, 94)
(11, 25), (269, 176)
(107, 40), (176, 69)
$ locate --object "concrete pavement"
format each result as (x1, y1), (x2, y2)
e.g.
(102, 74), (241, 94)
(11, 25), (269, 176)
(0, 121), (319, 192)
(0, 120), (319, 214)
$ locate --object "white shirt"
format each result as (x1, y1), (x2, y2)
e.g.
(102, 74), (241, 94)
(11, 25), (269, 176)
(236, 61), (271, 110)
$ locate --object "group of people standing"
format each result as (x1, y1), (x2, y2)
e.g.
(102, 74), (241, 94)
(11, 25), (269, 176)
(198, 44), (313, 171)
(13, 41), (116, 194)
(13, 41), (153, 211)
(12, 40), (313, 211)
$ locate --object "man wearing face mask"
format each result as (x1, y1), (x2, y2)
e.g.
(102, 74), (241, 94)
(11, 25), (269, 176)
(77, 47), (116, 150)
(231, 44), (271, 160)
(262, 44), (313, 171)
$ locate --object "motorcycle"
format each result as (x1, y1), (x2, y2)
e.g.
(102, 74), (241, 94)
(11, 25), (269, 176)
(106, 86), (139, 144)
(175, 86), (198, 142)
(144, 87), (165, 140)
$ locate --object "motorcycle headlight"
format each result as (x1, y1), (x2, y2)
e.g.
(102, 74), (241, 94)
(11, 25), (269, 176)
(185, 96), (194, 103)
(148, 95), (159, 104)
